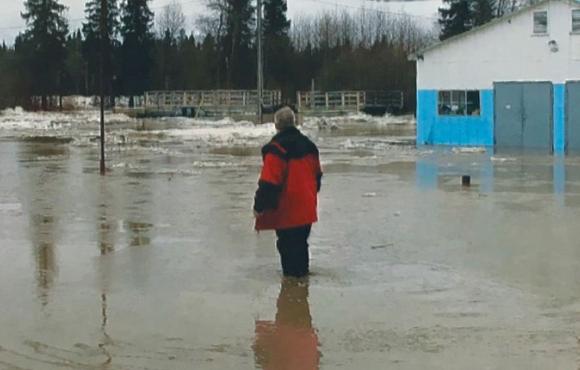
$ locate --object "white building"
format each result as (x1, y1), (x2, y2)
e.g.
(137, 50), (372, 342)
(413, 0), (580, 153)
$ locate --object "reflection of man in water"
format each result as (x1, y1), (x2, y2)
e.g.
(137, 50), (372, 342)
(253, 278), (320, 370)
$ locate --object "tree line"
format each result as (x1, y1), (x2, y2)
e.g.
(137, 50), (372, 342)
(438, 0), (526, 41)
(0, 0), (433, 112)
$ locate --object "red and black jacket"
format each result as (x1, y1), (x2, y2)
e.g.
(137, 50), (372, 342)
(254, 127), (322, 231)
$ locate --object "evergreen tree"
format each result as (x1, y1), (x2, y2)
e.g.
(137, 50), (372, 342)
(13, 35), (34, 107)
(0, 45), (7, 108)
(120, 0), (154, 98)
(82, 0), (120, 95)
(64, 30), (86, 95)
(21, 0), (69, 109)
(153, 1), (185, 91)
(222, 0), (255, 88)
(438, 0), (473, 41)
(175, 34), (197, 89)
(153, 29), (179, 89)
(263, 0), (292, 96)
(199, 34), (220, 88)
(263, 0), (290, 38)
(473, 0), (495, 26)
(439, 0), (496, 40)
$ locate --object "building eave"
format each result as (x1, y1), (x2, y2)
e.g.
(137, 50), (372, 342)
(410, 0), (578, 60)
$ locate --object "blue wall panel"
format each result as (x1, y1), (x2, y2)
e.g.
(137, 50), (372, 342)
(417, 90), (494, 147)
(553, 84), (565, 154)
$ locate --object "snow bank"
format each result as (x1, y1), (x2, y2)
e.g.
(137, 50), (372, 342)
(302, 113), (415, 130)
(341, 137), (415, 150)
(451, 147), (487, 154)
(156, 116), (249, 127)
(149, 122), (276, 147)
(0, 107), (133, 131)
(0, 109), (415, 152)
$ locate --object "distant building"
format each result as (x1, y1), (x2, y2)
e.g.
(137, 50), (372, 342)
(412, 0), (580, 153)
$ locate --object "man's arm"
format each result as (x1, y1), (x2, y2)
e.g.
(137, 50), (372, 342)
(315, 155), (322, 193)
(254, 152), (287, 213)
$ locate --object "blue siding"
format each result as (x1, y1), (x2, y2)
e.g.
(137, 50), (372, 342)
(418, 86), (566, 153)
(553, 84), (565, 154)
(417, 90), (494, 147)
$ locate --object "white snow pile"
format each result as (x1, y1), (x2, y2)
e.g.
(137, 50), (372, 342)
(0, 107), (133, 131)
(147, 120), (276, 148)
(156, 116), (251, 127)
(302, 113), (415, 131)
(341, 137), (414, 150)
(0, 108), (275, 148)
(451, 147), (487, 154)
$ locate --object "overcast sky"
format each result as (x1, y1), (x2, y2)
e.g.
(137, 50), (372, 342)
(0, 0), (441, 44)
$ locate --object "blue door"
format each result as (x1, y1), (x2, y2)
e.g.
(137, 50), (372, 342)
(494, 82), (553, 152)
(566, 81), (580, 153)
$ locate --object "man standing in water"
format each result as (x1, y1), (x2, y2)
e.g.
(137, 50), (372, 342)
(254, 107), (322, 278)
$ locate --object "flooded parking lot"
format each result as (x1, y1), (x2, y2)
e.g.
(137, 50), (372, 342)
(1, 109), (580, 369)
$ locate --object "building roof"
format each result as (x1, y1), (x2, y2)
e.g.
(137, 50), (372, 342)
(409, 0), (579, 60)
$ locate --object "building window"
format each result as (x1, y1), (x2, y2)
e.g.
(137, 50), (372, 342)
(533, 11), (548, 34)
(438, 90), (481, 116)
(573, 9), (580, 32)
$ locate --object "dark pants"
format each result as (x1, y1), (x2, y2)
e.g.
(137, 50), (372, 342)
(275, 225), (312, 278)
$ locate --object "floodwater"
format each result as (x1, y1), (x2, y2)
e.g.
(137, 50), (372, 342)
(1, 109), (580, 369)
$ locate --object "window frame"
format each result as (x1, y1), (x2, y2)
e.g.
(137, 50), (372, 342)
(533, 10), (549, 35)
(437, 90), (481, 117)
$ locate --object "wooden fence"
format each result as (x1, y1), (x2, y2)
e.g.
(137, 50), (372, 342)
(297, 90), (404, 115)
(144, 90), (281, 114)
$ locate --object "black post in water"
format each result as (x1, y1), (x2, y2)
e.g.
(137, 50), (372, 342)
(256, 0), (263, 124)
(461, 175), (471, 187)
(99, 0), (107, 175)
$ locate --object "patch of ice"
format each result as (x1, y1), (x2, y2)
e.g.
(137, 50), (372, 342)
(150, 123), (276, 147)
(191, 161), (250, 168)
(342, 138), (356, 149)
(0, 108), (133, 131)
(0, 202), (22, 212)
(452, 147), (487, 154)
(302, 113), (415, 130)
(158, 116), (248, 127)
(490, 156), (516, 162)
(340, 137), (414, 151)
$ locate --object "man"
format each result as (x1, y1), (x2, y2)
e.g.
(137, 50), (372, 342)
(254, 107), (322, 278)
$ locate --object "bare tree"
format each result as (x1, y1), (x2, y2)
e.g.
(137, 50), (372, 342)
(157, 0), (186, 40)
(290, 9), (434, 52)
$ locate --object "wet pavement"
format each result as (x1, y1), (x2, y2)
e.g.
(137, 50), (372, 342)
(1, 109), (580, 369)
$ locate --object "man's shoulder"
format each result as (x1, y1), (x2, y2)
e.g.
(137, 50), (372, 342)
(297, 132), (319, 155)
(262, 140), (288, 159)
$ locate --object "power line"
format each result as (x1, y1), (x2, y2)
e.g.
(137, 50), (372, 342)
(0, 0), (438, 33)
(0, 0), (207, 32)
(301, 0), (439, 21)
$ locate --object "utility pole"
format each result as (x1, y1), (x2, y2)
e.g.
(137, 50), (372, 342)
(99, 0), (107, 175)
(311, 78), (315, 110)
(257, 0), (263, 124)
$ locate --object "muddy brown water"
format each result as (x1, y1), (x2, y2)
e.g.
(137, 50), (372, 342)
(1, 114), (580, 369)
